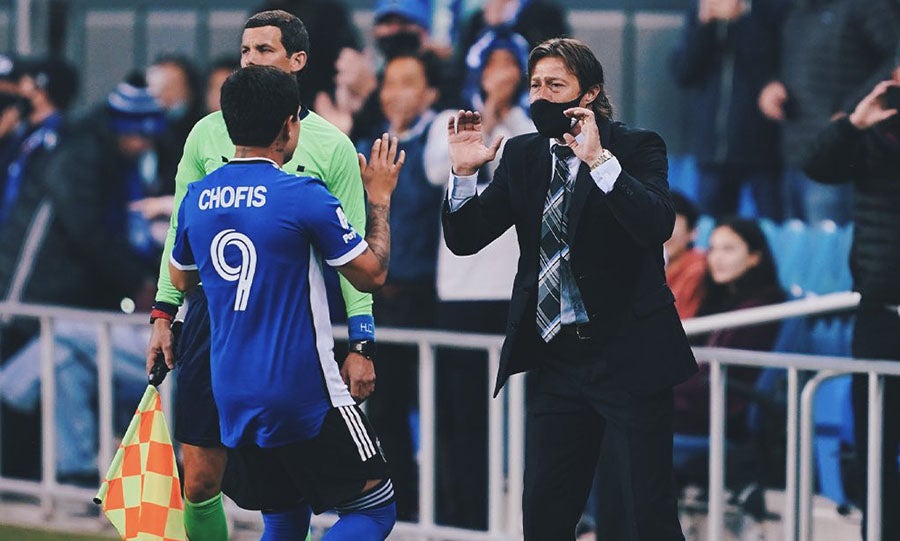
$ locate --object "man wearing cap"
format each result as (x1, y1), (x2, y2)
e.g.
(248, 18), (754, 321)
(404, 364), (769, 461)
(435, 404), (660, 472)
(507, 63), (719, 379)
(0, 54), (31, 204)
(0, 72), (162, 478)
(0, 54), (80, 479)
(0, 57), (80, 228)
(0, 71), (162, 330)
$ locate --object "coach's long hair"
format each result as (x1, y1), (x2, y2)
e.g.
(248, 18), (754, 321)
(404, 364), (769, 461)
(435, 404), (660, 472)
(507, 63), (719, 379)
(527, 38), (614, 120)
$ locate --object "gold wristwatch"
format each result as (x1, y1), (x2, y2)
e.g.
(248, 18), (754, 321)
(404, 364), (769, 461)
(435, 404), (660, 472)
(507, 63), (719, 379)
(589, 149), (613, 171)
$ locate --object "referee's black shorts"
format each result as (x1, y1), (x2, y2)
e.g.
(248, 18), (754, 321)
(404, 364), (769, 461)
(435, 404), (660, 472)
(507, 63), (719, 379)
(173, 287), (222, 447)
(222, 405), (391, 514)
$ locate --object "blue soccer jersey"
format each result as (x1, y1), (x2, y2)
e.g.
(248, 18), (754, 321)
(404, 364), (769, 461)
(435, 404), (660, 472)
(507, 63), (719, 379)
(171, 158), (366, 448)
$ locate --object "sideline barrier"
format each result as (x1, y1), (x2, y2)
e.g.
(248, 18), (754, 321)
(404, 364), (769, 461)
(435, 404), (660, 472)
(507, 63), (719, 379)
(0, 291), (893, 540)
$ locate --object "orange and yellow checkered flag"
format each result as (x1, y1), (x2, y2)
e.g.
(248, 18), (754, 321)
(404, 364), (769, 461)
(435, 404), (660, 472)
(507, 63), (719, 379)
(94, 385), (186, 540)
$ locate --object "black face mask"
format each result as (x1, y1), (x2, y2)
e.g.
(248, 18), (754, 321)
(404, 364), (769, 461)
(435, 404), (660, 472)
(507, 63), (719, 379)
(529, 96), (581, 139)
(376, 32), (422, 59)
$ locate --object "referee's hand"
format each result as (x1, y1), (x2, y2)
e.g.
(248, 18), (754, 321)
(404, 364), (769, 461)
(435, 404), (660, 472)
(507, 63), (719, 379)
(146, 319), (175, 374)
(342, 352), (376, 403)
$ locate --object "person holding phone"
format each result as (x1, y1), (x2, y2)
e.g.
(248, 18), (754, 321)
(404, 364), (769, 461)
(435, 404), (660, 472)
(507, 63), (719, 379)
(802, 47), (900, 540)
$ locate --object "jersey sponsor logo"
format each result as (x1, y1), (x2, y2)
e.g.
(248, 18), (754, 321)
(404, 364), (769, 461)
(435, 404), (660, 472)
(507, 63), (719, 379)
(336, 207), (350, 229)
(336, 207), (357, 244)
(198, 185), (267, 210)
(210, 229), (257, 311)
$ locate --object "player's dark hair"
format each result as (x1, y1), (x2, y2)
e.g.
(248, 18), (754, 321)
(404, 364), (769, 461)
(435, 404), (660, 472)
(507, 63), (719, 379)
(221, 65), (300, 147)
(245, 10), (310, 56)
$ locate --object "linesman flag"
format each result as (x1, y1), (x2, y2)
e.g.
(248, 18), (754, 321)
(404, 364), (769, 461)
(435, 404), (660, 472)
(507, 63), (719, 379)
(94, 384), (185, 540)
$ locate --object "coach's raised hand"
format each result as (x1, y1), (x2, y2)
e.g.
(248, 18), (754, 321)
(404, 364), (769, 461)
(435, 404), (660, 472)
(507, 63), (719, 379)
(448, 110), (504, 176)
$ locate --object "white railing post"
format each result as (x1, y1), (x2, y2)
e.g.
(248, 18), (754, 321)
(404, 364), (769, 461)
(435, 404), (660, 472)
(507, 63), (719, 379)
(784, 367), (800, 541)
(487, 346), (503, 534)
(15, 0), (32, 54)
(866, 372), (884, 541)
(38, 316), (55, 517)
(418, 341), (436, 529)
(707, 361), (727, 540)
(96, 322), (114, 491)
(798, 371), (838, 540)
(506, 372), (525, 536)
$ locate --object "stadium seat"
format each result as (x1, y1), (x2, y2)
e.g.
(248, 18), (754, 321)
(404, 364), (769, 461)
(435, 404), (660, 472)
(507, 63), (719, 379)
(693, 215), (715, 250)
(813, 376), (853, 508)
(668, 155), (700, 201)
(772, 219), (813, 298)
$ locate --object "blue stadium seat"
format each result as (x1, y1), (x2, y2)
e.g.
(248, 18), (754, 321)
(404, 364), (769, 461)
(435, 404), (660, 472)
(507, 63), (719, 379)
(804, 221), (841, 294)
(772, 220), (813, 298)
(813, 376), (853, 507)
(693, 215), (715, 250)
(668, 155), (699, 201)
(835, 224), (854, 291)
(773, 317), (811, 354)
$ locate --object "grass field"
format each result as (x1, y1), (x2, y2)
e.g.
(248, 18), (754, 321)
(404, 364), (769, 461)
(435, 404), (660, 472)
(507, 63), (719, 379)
(0, 525), (116, 540)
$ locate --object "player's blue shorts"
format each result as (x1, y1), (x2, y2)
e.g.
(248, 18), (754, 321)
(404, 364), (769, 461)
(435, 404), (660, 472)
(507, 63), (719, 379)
(173, 287), (221, 447)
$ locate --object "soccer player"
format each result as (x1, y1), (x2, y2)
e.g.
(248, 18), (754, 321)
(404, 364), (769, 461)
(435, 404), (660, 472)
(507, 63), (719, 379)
(144, 10), (378, 539)
(169, 65), (402, 540)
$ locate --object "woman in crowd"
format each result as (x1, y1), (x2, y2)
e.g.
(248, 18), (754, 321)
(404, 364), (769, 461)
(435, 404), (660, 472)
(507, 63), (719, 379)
(674, 217), (785, 439)
(671, 217), (786, 519)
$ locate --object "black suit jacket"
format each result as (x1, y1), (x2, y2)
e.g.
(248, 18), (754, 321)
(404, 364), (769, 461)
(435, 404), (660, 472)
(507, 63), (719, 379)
(443, 118), (698, 397)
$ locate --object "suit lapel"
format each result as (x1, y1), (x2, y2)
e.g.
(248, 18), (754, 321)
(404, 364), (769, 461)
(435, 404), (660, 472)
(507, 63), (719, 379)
(567, 118), (614, 243)
(527, 135), (553, 230)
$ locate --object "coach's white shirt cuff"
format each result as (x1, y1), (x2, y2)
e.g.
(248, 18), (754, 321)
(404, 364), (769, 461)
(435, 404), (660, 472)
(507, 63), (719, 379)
(589, 156), (622, 194)
(447, 172), (478, 212)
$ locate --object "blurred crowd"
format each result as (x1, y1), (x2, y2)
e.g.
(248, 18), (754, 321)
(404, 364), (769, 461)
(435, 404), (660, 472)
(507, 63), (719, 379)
(0, 0), (896, 536)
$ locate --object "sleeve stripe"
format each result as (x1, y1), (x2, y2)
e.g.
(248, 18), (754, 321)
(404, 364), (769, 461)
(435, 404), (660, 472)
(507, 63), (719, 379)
(326, 239), (368, 267)
(169, 254), (198, 271)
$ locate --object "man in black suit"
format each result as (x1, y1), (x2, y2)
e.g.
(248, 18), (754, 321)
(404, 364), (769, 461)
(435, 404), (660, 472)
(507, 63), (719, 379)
(442, 38), (698, 540)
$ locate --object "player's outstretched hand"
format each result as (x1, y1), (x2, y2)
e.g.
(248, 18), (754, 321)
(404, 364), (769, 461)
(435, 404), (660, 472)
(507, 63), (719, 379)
(358, 133), (405, 206)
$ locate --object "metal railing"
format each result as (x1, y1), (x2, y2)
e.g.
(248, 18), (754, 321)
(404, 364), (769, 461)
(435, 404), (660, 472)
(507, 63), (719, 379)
(0, 291), (894, 540)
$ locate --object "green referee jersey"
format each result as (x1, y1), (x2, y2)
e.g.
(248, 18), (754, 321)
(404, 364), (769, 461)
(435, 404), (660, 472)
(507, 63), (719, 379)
(155, 109), (373, 319)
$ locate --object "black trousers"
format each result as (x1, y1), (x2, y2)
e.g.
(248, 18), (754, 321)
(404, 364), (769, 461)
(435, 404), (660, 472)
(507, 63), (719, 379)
(524, 332), (683, 541)
(851, 303), (900, 540)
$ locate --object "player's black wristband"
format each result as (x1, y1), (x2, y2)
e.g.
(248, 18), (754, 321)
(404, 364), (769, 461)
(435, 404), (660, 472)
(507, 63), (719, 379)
(349, 339), (377, 360)
(150, 301), (179, 324)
